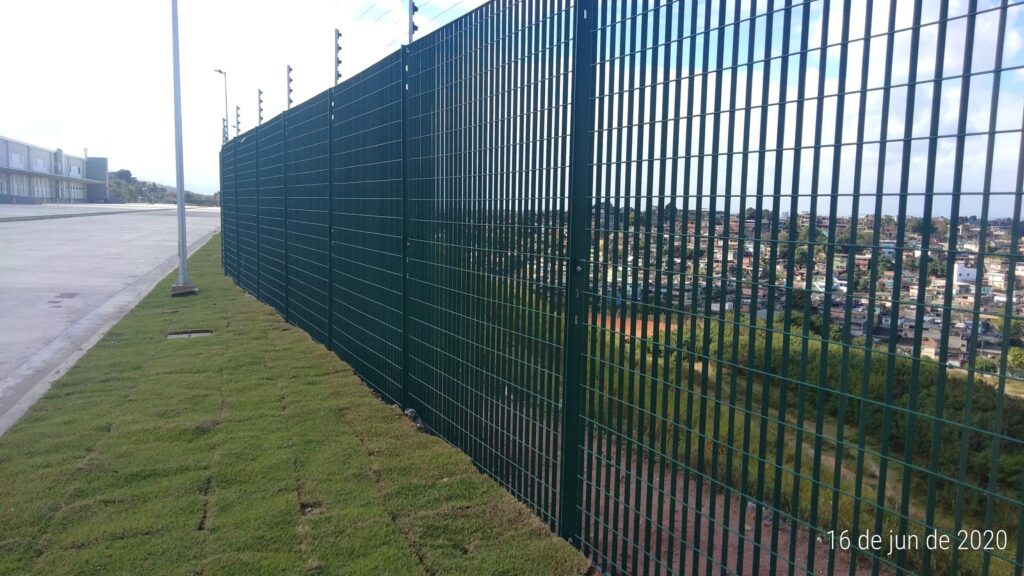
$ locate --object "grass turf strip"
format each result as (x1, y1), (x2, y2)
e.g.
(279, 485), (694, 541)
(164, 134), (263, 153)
(0, 235), (589, 575)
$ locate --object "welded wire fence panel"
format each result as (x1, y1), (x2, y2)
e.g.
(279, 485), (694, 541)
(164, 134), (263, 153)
(404, 0), (575, 527)
(576, 1), (1024, 576)
(331, 52), (407, 405)
(258, 115), (287, 316)
(220, 140), (237, 281)
(236, 128), (260, 295)
(285, 91), (332, 345)
(217, 0), (1024, 574)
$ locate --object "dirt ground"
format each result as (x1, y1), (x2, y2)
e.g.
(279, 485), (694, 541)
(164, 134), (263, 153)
(577, 438), (868, 576)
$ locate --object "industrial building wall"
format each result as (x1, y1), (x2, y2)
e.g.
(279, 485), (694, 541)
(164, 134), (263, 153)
(30, 176), (52, 199)
(7, 142), (27, 170)
(85, 157), (108, 202)
(0, 173), (32, 204)
(0, 137), (106, 203)
(67, 156), (85, 178)
(27, 147), (51, 174)
(9, 175), (28, 196)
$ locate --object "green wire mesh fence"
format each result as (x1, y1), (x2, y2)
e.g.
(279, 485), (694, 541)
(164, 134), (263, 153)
(220, 0), (1024, 574)
(333, 50), (406, 406)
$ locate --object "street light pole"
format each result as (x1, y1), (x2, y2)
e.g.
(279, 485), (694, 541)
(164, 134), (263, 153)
(214, 69), (228, 144)
(171, 0), (196, 296)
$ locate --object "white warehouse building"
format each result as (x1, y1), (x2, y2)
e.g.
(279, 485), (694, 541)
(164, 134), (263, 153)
(0, 135), (108, 204)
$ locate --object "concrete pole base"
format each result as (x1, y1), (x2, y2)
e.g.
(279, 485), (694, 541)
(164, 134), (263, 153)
(171, 284), (198, 297)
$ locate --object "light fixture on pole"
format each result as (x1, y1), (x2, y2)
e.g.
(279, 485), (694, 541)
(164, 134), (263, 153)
(258, 89), (263, 125)
(214, 68), (228, 144)
(171, 0), (196, 296)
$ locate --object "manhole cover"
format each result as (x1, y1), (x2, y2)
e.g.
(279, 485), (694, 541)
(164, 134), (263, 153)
(166, 329), (214, 340)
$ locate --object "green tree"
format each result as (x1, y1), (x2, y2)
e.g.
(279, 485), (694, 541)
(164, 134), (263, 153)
(856, 230), (874, 249)
(1010, 319), (1024, 341)
(745, 207), (773, 222)
(927, 257), (947, 278)
(794, 247), (810, 268)
(1009, 348), (1024, 375)
(909, 217), (937, 236)
(975, 357), (999, 373)
(790, 288), (811, 310)
(855, 275), (873, 292)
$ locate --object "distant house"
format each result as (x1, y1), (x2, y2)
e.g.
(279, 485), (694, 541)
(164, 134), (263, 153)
(955, 261), (978, 283)
(985, 271), (1008, 291)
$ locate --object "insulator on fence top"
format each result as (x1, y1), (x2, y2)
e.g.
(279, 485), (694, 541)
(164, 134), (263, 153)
(287, 65), (294, 109)
(335, 29), (343, 85)
(408, 0), (419, 43)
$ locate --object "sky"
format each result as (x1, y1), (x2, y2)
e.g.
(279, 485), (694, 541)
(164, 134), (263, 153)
(2, 0), (1021, 217)
(589, 0), (1024, 217)
(0, 0), (488, 195)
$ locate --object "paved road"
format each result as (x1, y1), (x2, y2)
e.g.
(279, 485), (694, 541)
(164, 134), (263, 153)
(0, 205), (221, 434)
(0, 202), (174, 220)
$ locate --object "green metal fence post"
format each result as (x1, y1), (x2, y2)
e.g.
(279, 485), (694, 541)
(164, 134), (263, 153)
(282, 109), (290, 323)
(558, 0), (596, 545)
(221, 145), (226, 275)
(255, 128), (261, 301)
(233, 137), (240, 279)
(326, 88), (335, 352)
(400, 44), (411, 412)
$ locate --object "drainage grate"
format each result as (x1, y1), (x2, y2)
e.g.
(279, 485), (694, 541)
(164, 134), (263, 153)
(56, 292), (78, 299)
(165, 330), (214, 340)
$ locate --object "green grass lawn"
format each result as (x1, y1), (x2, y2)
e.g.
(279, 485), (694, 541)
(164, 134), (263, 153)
(0, 235), (589, 576)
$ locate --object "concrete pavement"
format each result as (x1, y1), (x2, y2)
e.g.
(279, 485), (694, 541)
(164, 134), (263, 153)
(0, 202), (180, 220)
(0, 205), (221, 434)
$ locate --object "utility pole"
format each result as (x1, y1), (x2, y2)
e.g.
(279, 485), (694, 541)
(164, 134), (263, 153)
(286, 65), (294, 109)
(258, 89), (263, 125)
(408, 0), (418, 44)
(335, 29), (342, 84)
(170, 0), (196, 296)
